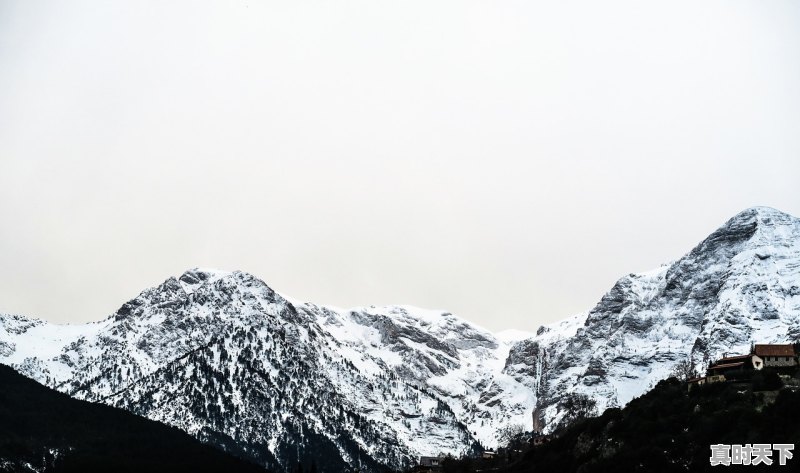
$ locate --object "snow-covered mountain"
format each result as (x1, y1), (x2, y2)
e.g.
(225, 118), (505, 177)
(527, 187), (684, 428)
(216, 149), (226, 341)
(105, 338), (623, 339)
(506, 206), (800, 431)
(1, 206), (799, 470)
(0, 271), (532, 471)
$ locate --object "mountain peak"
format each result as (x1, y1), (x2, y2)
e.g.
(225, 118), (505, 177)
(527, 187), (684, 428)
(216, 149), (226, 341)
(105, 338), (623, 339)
(178, 267), (231, 286)
(685, 206), (799, 263)
(725, 206), (798, 228)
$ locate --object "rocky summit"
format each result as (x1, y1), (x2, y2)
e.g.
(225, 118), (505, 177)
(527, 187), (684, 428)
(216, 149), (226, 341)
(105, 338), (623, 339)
(1, 207), (799, 471)
(506, 206), (800, 431)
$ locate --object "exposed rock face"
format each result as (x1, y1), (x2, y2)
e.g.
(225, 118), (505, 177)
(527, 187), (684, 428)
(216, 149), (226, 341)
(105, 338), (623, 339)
(1, 207), (798, 468)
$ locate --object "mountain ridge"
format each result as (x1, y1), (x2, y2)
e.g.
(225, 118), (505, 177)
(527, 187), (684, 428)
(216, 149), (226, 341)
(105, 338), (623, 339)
(1, 206), (799, 471)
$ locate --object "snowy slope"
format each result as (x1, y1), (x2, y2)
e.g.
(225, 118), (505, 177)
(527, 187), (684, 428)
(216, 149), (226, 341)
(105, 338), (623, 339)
(505, 207), (800, 432)
(1, 206), (799, 469)
(0, 271), (531, 471)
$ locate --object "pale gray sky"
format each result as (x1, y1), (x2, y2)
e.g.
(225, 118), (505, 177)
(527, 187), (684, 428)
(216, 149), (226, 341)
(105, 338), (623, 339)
(1, 1), (799, 331)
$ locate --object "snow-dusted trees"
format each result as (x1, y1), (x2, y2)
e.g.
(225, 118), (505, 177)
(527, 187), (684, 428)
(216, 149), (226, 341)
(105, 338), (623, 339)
(670, 358), (699, 381)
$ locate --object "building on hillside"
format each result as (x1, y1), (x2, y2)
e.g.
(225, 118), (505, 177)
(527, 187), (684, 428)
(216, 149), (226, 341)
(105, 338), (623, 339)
(706, 354), (763, 377)
(416, 456), (445, 471)
(481, 450), (497, 459)
(687, 374), (726, 391)
(689, 343), (798, 391)
(753, 344), (798, 369)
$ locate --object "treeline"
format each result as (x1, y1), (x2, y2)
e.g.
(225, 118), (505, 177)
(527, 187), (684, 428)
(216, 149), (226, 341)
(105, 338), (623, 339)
(0, 364), (267, 473)
(430, 369), (800, 472)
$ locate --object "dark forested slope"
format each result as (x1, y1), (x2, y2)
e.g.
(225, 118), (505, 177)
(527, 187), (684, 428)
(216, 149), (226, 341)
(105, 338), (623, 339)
(504, 375), (800, 472)
(0, 363), (267, 473)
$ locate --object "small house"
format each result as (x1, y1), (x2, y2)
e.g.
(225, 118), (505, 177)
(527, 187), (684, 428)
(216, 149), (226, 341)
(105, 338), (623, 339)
(417, 456), (445, 471)
(706, 354), (763, 377)
(687, 374), (725, 391)
(754, 344), (797, 369)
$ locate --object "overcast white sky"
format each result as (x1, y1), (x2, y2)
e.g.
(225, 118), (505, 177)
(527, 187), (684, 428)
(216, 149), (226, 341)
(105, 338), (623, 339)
(1, 1), (798, 331)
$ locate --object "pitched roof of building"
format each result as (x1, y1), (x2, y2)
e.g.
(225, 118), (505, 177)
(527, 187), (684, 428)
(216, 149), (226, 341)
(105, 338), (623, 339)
(754, 344), (796, 357)
(709, 362), (745, 370)
(717, 354), (752, 363)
